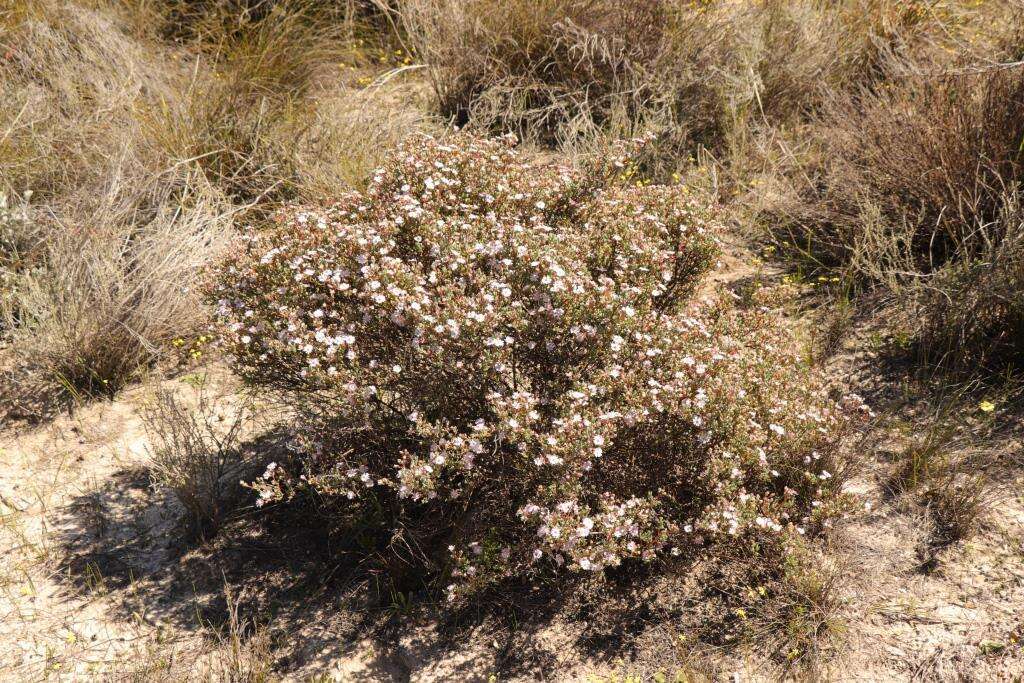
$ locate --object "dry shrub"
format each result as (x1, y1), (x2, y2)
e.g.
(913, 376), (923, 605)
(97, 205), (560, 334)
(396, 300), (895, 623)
(212, 134), (872, 599)
(140, 381), (255, 538)
(787, 68), (1024, 273)
(911, 200), (1024, 369)
(760, 10), (1024, 370)
(401, 0), (739, 172)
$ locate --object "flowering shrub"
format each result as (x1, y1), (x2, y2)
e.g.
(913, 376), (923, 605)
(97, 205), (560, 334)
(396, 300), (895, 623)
(212, 133), (871, 599)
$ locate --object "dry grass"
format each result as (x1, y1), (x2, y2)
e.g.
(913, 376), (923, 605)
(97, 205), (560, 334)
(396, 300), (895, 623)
(139, 380), (256, 539)
(2, 172), (233, 398)
(401, 0), (739, 174)
(0, 0), (427, 404)
(0, 0), (231, 400)
(400, 0), (967, 178)
(753, 3), (1024, 373)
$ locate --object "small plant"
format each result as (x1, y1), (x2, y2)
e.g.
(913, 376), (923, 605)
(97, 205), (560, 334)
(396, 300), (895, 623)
(212, 133), (872, 599)
(923, 476), (987, 549)
(773, 548), (847, 670)
(811, 286), (855, 361)
(121, 583), (275, 681)
(140, 380), (255, 539)
(885, 423), (958, 497)
(212, 584), (274, 683)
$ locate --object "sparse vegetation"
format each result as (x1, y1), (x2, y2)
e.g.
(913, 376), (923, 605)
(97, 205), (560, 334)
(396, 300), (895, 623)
(746, 541), (848, 671)
(140, 380), (256, 538)
(120, 584), (275, 682)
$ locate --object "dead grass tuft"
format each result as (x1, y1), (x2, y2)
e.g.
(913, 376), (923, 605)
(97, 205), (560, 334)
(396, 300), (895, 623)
(2, 172), (233, 397)
(923, 476), (988, 550)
